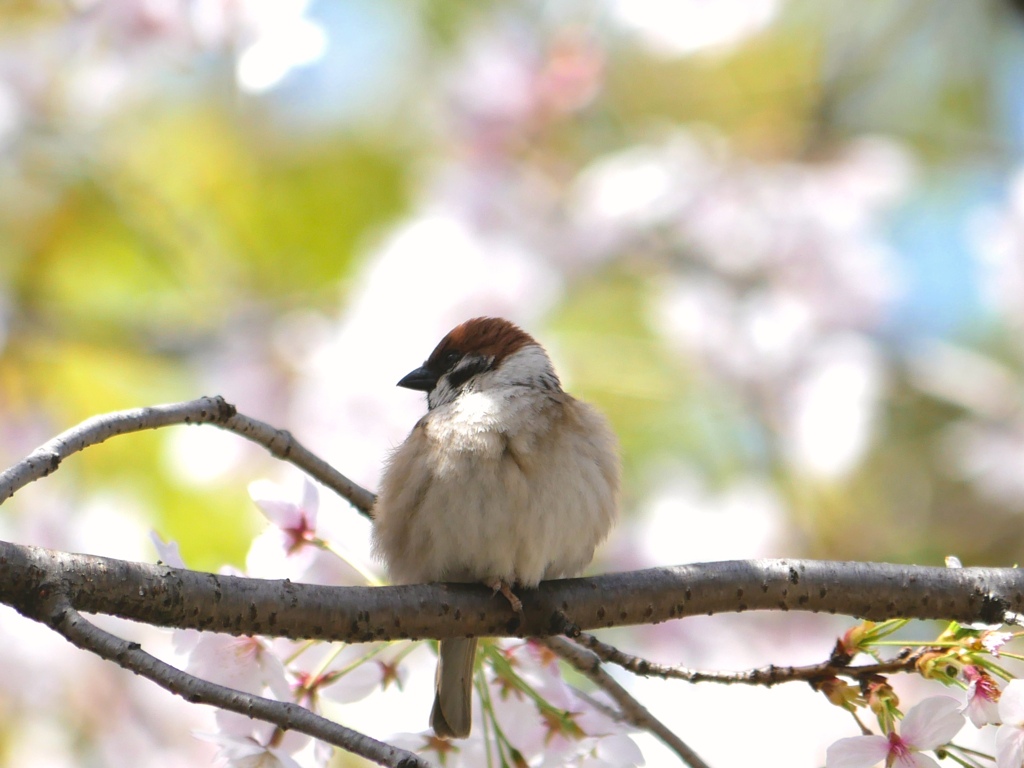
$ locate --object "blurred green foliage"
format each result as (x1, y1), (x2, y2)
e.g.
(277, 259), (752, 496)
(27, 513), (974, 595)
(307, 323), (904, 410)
(2, 0), (1024, 574)
(0, 91), (407, 566)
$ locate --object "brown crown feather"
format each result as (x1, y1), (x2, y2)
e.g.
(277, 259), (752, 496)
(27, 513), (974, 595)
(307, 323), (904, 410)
(427, 317), (537, 368)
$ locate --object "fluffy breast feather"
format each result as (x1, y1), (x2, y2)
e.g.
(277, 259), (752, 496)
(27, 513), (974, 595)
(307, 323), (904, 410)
(372, 389), (618, 587)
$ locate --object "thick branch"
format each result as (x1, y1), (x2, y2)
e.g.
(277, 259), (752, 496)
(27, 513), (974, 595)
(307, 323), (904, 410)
(0, 396), (376, 515)
(23, 596), (426, 768)
(543, 636), (711, 768)
(1, 540), (1020, 643)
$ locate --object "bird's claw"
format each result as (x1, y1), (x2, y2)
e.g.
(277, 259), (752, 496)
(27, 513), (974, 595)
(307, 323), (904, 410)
(486, 578), (524, 613)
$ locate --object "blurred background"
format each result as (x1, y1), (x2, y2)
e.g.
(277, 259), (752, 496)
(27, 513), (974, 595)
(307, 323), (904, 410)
(2, 0), (1024, 765)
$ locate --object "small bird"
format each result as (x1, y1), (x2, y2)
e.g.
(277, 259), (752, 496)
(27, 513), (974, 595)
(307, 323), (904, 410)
(372, 317), (619, 739)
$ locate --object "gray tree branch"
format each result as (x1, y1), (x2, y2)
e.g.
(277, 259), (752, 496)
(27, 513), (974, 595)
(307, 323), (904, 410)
(1, 397), (1021, 768)
(1, 539), (1019, 642)
(0, 395), (375, 514)
(573, 631), (927, 686)
(542, 636), (712, 768)
(16, 594), (428, 768)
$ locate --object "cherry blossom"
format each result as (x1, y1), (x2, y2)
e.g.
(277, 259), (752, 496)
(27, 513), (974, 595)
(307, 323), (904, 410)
(385, 640), (643, 767)
(249, 478), (319, 554)
(996, 679), (1024, 768)
(984, 631), (1014, 656)
(540, 703), (645, 768)
(187, 634), (310, 761)
(246, 476), (377, 584)
(288, 642), (407, 708)
(493, 642), (643, 767)
(963, 665), (1001, 728)
(825, 696), (964, 768)
(196, 731), (304, 768)
(185, 633), (291, 702)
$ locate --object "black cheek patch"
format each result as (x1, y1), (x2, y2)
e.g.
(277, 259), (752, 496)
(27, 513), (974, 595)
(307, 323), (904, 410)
(446, 356), (491, 390)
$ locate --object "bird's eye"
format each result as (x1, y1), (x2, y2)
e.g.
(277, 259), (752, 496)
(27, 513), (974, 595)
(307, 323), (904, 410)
(442, 350), (461, 369)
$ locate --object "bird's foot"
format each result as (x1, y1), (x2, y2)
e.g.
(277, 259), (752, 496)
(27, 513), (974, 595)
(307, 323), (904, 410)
(486, 578), (523, 613)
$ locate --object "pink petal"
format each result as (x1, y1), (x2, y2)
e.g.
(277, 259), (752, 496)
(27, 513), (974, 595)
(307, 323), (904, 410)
(321, 661), (383, 704)
(965, 689), (1002, 728)
(963, 667), (1001, 727)
(984, 631), (1013, 656)
(150, 530), (186, 568)
(996, 724), (1024, 768)
(893, 752), (940, 768)
(186, 634), (289, 700)
(194, 731), (305, 768)
(825, 735), (890, 768)
(248, 479), (303, 528)
(900, 696), (964, 749)
(1001, 680), (1024, 726)
(194, 731), (265, 758)
(300, 478), (319, 521)
(259, 500), (303, 529)
(593, 733), (645, 765)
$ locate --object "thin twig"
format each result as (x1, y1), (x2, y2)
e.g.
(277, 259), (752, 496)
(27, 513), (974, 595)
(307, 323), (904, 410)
(36, 597), (427, 768)
(542, 636), (712, 768)
(0, 396), (376, 515)
(574, 632), (926, 686)
(223, 405), (376, 514)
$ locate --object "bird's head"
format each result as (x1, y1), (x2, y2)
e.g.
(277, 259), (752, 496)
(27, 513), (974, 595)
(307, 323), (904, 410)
(398, 317), (562, 410)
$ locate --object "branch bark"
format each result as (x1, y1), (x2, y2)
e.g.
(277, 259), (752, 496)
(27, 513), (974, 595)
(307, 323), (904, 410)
(2, 397), (1020, 767)
(19, 595), (427, 768)
(1, 539), (1019, 643)
(574, 631), (927, 686)
(543, 636), (712, 768)
(0, 395), (375, 515)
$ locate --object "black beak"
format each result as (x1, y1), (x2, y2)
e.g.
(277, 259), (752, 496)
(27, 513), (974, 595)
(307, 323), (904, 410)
(397, 365), (437, 392)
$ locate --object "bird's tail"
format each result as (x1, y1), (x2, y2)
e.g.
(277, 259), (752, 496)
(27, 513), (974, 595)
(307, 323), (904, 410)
(430, 637), (478, 738)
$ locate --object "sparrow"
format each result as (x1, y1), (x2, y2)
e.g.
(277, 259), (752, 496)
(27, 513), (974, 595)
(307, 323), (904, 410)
(371, 316), (619, 739)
